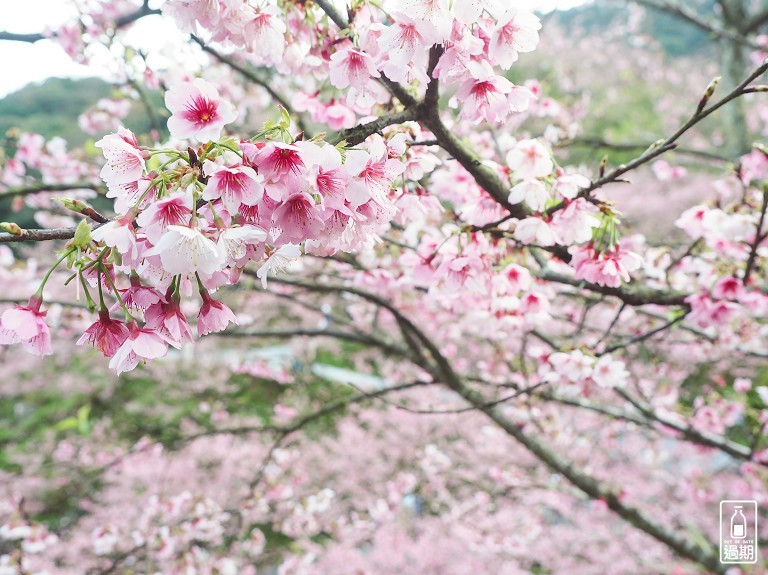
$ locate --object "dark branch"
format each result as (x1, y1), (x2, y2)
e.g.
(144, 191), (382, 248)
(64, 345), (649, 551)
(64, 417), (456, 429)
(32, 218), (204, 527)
(547, 59), (768, 216)
(630, 0), (759, 48)
(0, 182), (105, 199)
(332, 108), (419, 146)
(0, 226), (82, 244)
(0, 4), (160, 44)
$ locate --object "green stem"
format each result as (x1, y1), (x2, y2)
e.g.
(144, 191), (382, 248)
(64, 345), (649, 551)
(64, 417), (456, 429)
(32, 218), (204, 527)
(97, 266), (107, 312)
(78, 272), (97, 312)
(35, 248), (76, 297)
(100, 263), (133, 321)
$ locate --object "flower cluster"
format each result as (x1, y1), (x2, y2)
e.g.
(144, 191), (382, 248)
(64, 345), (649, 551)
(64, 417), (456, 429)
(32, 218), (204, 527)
(163, 0), (541, 124)
(540, 350), (630, 395)
(0, 79), (406, 373)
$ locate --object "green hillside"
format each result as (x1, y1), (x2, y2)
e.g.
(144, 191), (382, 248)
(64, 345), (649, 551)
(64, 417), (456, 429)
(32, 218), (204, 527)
(0, 77), (165, 146)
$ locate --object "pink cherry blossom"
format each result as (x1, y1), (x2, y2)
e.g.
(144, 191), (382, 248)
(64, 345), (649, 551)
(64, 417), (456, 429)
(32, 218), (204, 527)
(76, 310), (130, 357)
(135, 191), (194, 245)
(553, 173), (591, 200)
(165, 78), (237, 141)
(570, 245), (644, 288)
(508, 179), (549, 212)
(271, 192), (326, 243)
(455, 61), (517, 124)
(396, 0), (453, 40)
(202, 163), (264, 214)
(514, 217), (557, 246)
(506, 139), (553, 180)
(432, 22), (485, 84)
(92, 216), (140, 265)
(249, 142), (307, 201)
(216, 225), (268, 266)
(488, 8), (541, 69)
(550, 198), (600, 245)
(144, 225), (224, 277)
(0, 296), (52, 356)
(119, 275), (166, 311)
(145, 299), (194, 349)
(377, 13), (440, 75)
(108, 322), (168, 375)
(591, 355), (629, 388)
(256, 244), (302, 288)
(95, 127), (146, 185)
(197, 291), (238, 336)
(453, 0), (501, 25)
(345, 138), (406, 207)
(329, 47), (381, 90)
(242, 8), (286, 63)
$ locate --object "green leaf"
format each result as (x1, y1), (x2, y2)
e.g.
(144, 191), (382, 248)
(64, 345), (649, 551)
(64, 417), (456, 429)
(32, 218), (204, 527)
(72, 219), (93, 248)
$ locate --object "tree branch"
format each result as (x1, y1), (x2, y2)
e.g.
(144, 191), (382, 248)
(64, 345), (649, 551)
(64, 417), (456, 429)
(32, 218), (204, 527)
(269, 275), (724, 572)
(332, 108), (419, 146)
(0, 4), (160, 44)
(0, 226), (83, 244)
(745, 6), (768, 33)
(535, 267), (690, 307)
(0, 182), (105, 199)
(629, 0), (759, 48)
(547, 59), (768, 216)
(559, 137), (731, 162)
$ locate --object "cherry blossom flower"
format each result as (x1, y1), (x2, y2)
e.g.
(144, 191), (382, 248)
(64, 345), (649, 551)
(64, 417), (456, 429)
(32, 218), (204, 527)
(553, 173), (591, 200)
(165, 78), (237, 141)
(202, 163), (264, 214)
(329, 47), (381, 90)
(109, 322), (168, 375)
(144, 225), (224, 277)
(197, 291), (238, 336)
(135, 191), (194, 244)
(242, 7), (286, 64)
(249, 142), (307, 201)
(119, 275), (166, 311)
(377, 13), (440, 76)
(76, 310), (130, 357)
(550, 198), (600, 245)
(674, 205), (708, 239)
(107, 177), (153, 215)
(651, 160), (688, 181)
(95, 127), (146, 185)
(92, 216), (140, 265)
(488, 8), (541, 69)
(570, 246), (644, 288)
(0, 296), (52, 356)
(396, 0), (453, 39)
(506, 139), (553, 180)
(271, 192), (326, 243)
(345, 138), (406, 206)
(145, 300), (194, 349)
(455, 61), (517, 124)
(453, 0), (501, 25)
(508, 179), (549, 212)
(256, 244), (302, 288)
(734, 378), (752, 393)
(711, 276), (746, 301)
(591, 355), (629, 388)
(514, 217), (557, 246)
(216, 225), (268, 266)
(432, 21), (484, 84)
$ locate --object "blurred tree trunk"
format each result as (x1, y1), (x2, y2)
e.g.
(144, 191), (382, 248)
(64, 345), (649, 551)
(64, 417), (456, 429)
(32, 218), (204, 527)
(718, 0), (751, 155)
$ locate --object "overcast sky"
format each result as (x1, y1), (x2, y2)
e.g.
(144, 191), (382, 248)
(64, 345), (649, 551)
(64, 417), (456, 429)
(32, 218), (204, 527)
(0, 0), (588, 98)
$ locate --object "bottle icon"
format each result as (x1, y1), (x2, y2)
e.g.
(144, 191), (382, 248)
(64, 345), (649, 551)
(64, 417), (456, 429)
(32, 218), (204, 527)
(731, 506), (747, 539)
